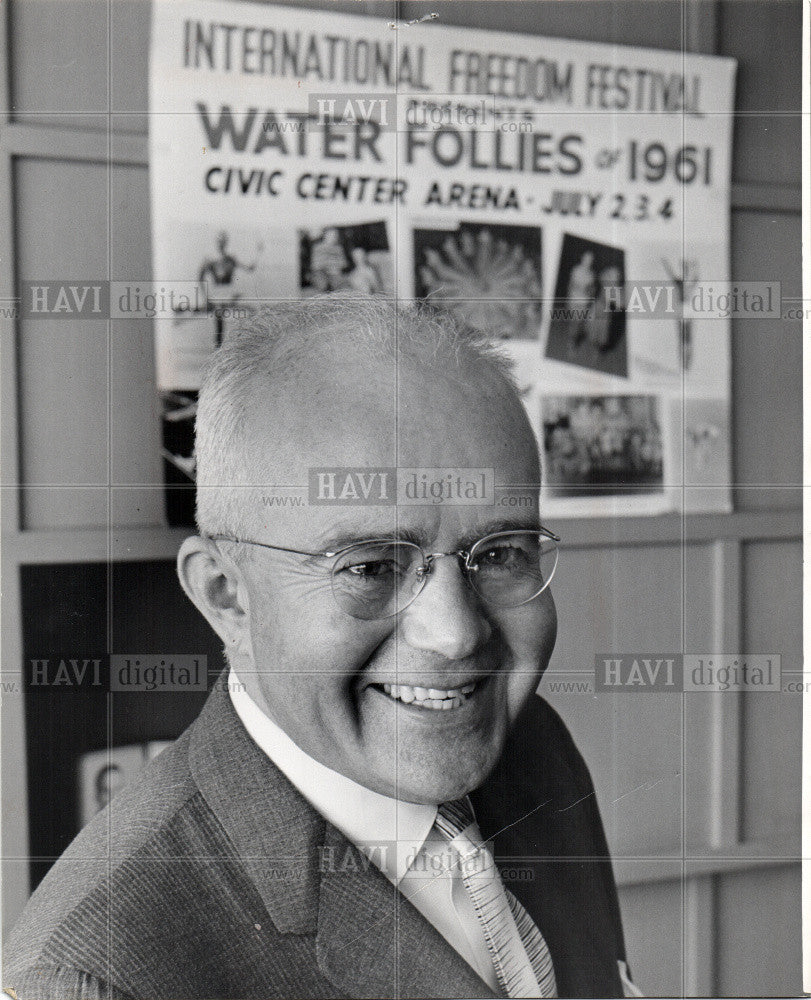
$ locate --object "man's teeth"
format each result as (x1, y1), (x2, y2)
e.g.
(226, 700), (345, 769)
(380, 682), (477, 709)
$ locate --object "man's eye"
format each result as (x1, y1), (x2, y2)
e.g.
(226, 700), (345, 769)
(479, 546), (512, 565)
(342, 560), (399, 579)
(477, 544), (533, 569)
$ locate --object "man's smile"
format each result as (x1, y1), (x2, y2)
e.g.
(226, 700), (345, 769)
(372, 679), (481, 710)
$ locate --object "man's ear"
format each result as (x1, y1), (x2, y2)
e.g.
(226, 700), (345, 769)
(177, 535), (251, 654)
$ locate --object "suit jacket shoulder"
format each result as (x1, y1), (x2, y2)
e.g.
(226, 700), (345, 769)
(4, 729), (198, 994)
(3, 695), (335, 999)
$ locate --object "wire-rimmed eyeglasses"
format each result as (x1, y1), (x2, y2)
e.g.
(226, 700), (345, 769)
(208, 528), (560, 621)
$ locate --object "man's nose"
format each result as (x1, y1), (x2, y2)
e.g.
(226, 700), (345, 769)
(398, 556), (492, 659)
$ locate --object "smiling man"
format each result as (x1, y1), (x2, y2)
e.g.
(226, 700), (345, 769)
(6, 298), (635, 999)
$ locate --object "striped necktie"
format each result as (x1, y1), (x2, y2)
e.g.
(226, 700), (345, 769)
(435, 799), (557, 999)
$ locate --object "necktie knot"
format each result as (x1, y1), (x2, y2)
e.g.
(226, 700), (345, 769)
(435, 798), (476, 841)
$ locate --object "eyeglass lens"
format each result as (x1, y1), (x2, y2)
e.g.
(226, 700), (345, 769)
(329, 532), (558, 621)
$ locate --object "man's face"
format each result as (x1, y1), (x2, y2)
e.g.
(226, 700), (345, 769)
(233, 357), (557, 805)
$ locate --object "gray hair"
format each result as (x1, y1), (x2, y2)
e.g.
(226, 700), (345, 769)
(194, 296), (520, 538)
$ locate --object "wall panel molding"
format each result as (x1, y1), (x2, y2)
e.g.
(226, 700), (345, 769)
(709, 540), (742, 849)
(0, 510), (801, 564)
(732, 182), (802, 213)
(685, 0), (719, 55)
(684, 876), (716, 995)
(613, 850), (799, 887)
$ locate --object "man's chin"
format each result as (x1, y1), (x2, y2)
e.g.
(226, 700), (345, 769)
(368, 750), (504, 805)
(388, 778), (485, 806)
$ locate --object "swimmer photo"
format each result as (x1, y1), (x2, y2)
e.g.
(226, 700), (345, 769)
(545, 233), (628, 377)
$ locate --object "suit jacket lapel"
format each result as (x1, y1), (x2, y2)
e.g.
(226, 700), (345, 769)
(471, 695), (626, 999)
(189, 684), (499, 999)
(189, 683), (323, 932)
(315, 824), (498, 1000)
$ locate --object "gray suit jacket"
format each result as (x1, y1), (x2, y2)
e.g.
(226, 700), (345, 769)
(4, 682), (626, 999)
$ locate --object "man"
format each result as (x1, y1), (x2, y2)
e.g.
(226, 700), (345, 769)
(5, 298), (636, 998)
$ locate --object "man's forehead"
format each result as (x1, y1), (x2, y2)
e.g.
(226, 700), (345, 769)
(248, 386), (537, 469)
(240, 343), (541, 533)
(248, 346), (509, 426)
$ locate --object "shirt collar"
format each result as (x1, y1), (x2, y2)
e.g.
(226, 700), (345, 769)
(228, 668), (437, 884)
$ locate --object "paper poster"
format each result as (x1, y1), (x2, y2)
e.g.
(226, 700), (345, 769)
(149, 2), (737, 519)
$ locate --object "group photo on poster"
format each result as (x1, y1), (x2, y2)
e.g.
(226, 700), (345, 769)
(541, 393), (665, 497)
(299, 220), (394, 296)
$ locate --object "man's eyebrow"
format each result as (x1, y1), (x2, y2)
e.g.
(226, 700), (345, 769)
(316, 526), (429, 552)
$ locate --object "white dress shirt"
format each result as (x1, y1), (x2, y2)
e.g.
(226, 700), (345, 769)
(228, 669), (501, 991)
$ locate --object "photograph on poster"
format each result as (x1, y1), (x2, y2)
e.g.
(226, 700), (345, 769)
(160, 389), (198, 526)
(544, 233), (627, 377)
(413, 221), (543, 339)
(665, 396), (732, 511)
(153, 222), (273, 390)
(195, 229), (265, 345)
(154, 223), (282, 525)
(299, 221), (393, 296)
(168, 228), (266, 347)
(682, 398), (730, 485)
(541, 393), (664, 497)
(624, 241), (732, 386)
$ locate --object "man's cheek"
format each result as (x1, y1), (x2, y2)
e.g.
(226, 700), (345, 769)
(520, 600), (558, 663)
(504, 658), (543, 717)
(500, 619), (557, 716)
(494, 613), (556, 665)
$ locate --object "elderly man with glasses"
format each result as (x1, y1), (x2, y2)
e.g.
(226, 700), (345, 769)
(6, 297), (638, 1000)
